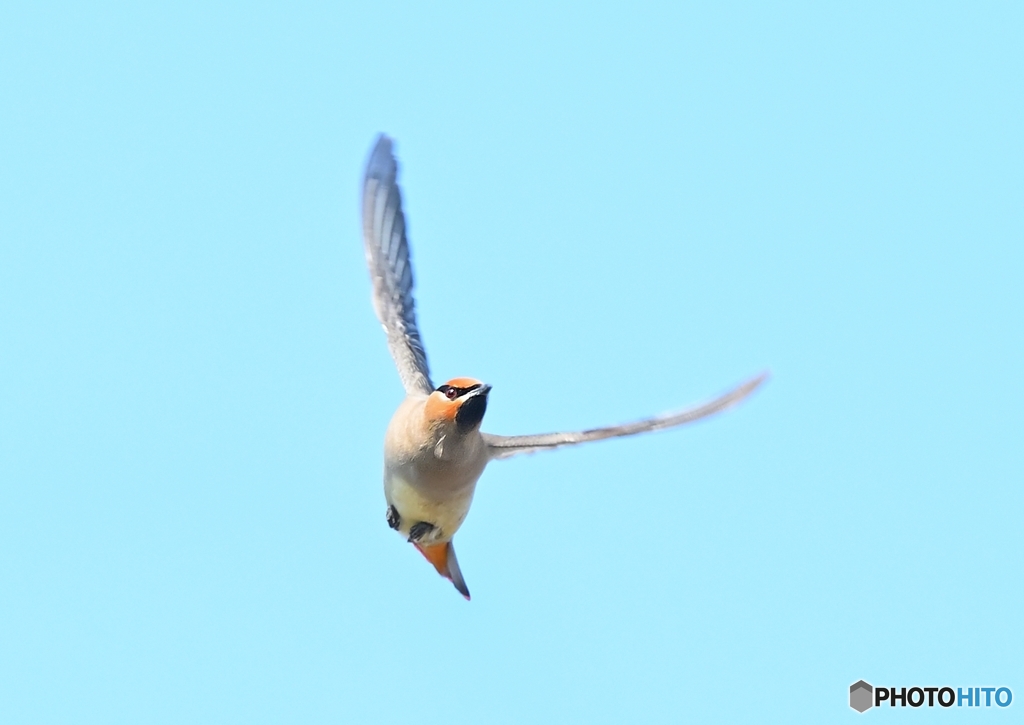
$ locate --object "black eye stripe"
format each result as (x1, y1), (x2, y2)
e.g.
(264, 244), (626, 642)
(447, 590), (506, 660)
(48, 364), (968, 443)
(436, 383), (482, 398)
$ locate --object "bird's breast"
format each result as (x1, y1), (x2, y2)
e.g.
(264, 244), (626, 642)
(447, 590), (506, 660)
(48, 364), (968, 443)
(382, 397), (489, 542)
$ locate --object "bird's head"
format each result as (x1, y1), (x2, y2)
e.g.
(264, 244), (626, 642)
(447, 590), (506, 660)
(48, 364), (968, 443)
(424, 377), (491, 433)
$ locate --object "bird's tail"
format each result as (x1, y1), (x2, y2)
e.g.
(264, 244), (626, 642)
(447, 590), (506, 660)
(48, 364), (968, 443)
(414, 540), (471, 600)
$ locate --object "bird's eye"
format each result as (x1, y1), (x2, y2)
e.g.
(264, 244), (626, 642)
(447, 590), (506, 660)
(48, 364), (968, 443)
(436, 384), (459, 400)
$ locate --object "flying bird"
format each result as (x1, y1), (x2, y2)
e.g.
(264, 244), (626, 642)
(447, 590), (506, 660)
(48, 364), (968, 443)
(361, 134), (766, 600)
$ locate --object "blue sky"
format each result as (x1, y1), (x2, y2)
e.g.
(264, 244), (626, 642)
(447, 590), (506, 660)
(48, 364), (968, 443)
(1, 2), (1021, 722)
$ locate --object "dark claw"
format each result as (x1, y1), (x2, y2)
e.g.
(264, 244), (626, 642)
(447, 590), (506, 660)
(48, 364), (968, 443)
(408, 521), (436, 542)
(386, 505), (401, 530)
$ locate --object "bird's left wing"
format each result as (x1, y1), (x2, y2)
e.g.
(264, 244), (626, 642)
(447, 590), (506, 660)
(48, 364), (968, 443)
(482, 372), (767, 460)
(361, 135), (433, 395)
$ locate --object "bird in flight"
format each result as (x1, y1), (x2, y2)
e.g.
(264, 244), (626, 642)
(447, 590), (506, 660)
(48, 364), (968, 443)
(361, 134), (766, 600)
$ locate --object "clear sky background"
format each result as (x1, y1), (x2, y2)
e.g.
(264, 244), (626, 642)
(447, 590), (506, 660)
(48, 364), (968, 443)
(1, 2), (1021, 723)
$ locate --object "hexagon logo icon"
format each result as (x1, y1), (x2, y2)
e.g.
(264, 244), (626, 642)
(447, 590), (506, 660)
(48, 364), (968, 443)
(850, 680), (873, 713)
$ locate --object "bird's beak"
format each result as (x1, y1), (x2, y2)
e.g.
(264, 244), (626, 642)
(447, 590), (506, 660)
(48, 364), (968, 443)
(470, 383), (492, 397)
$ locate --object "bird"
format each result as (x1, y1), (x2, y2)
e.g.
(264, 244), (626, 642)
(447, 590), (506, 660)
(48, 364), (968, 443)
(360, 134), (766, 600)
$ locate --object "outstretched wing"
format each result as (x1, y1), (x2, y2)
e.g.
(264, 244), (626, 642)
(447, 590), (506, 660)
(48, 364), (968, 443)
(482, 372), (768, 460)
(361, 135), (433, 395)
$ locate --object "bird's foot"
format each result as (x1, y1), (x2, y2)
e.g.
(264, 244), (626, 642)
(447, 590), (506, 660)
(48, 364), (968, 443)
(408, 521), (438, 543)
(386, 505), (401, 530)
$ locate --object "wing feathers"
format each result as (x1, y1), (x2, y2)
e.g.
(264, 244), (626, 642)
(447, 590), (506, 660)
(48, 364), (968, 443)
(362, 135), (433, 395)
(483, 372), (768, 460)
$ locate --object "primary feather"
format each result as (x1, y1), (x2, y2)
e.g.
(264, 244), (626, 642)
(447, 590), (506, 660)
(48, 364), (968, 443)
(483, 372), (768, 459)
(361, 135), (433, 395)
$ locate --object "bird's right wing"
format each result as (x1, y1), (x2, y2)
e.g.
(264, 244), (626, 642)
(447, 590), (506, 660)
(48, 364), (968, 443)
(361, 135), (433, 396)
(482, 372), (767, 460)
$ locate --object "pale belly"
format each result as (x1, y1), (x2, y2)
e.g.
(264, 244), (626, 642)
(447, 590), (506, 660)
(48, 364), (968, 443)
(384, 470), (477, 543)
